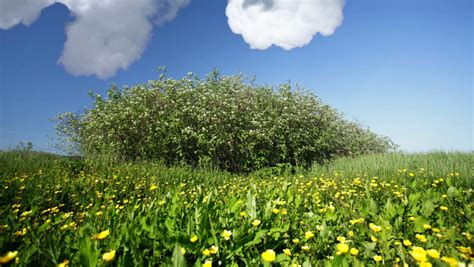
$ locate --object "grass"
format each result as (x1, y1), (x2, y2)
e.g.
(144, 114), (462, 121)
(0, 151), (472, 266)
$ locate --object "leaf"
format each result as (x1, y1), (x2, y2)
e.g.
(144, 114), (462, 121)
(171, 244), (186, 267)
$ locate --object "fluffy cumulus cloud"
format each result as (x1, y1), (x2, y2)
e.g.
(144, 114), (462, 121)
(0, 0), (190, 79)
(226, 0), (345, 50)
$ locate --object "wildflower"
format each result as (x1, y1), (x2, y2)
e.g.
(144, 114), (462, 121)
(301, 245), (310, 251)
(350, 248), (359, 255)
(370, 235), (378, 242)
(337, 236), (346, 243)
(202, 249), (210, 256)
(410, 247), (427, 262)
(272, 208), (280, 214)
(283, 248), (292, 256)
(441, 256), (458, 267)
(292, 238), (300, 244)
(403, 240), (412, 247)
(209, 245), (218, 254)
(102, 250), (116, 263)
(252, 219), (261, 227)
(239, 211), (247, 217)
(190, 235), (198, 243)
(440, 206), (448, 211)
(369, 223), (382, 232)
(221, 230), (232, 240)
(149, 185), (158, 191)
(415, 234), (427, 243)
(373, 255), (383, 262)
(95, 211), (103, 216)
(57, 259), (70, 267)
(348, 230), (354, 237)
(0, 251), (18, 265)
(426, 249), (440, 259)
(91, 230), (110, 240)
(336, 243), (349, 254)
(419, 262), (432, 267)
(203, 260), (212, 267)
(422, 224), (432, 230)
(305, 231), (314, 239)
(180, 247), (186, 255)
(409, 216), (416, 221)
(261, 249), (276, 262)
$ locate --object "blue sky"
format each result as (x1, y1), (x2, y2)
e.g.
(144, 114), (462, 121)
(0, 0), (472, 152)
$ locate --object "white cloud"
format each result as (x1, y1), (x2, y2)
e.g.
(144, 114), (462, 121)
(0, 0), (55, 29)
(0, 0), (190, 79)
(226, 0), (345, 50)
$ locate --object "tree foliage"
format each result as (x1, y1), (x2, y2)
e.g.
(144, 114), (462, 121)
(54, 69), (396, 172)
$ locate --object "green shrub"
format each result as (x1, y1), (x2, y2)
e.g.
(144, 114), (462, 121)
(54, 69), (396, 172)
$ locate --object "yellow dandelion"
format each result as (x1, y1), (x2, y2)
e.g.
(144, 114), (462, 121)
(336, 243), (349, 254)
(261, 249), (276, 262)
(91, 230), (110, 240)
(426, 249), (440, 259)
(102, 250), (116, 263)
(0, 251), (18, 265)
(403, 240), (412, 247)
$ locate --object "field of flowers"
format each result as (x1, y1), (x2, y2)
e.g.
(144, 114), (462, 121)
(0, 152), (473, 266)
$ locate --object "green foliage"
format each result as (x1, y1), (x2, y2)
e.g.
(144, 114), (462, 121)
(54, 69), (395, 172)
(0, 152), (472, 266)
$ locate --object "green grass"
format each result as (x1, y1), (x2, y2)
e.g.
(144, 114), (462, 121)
(0, 151), (472, 266)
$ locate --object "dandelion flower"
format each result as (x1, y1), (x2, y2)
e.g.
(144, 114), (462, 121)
(336, 243), (349, 254)
(350, 248), (359, 255)
(251, 219), (261, 227)
(221, 230), (232, 240)
(373, 255), (383, 262)
(91, 230), (110, 240)
(441, 256), (458, 267)
(261, 249), (276, 262)
(410, 246), (427, 262)
(0, 251), (18, 265)
(102, 250), (116, 263)
(305, 231), (314, 239)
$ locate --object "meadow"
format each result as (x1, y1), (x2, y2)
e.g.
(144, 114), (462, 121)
(0, 151), (472, 266)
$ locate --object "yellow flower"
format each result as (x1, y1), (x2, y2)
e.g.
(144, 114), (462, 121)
(440, 206), (448, 211)
(370, 235), (378, 242)
(409, 216), (416, 221)
(305, 231), (314, 239)
(239, 211), (247, 217)
(221, 230), (232, 240)
(252, 219), (261, 227)
(410, 247), (427, 262)
(336, 236), (346, 243)
(0, 251), (18, 265)
(415, 234), (427, 243)
(57, 259), (70, 267)
(292, 238), (300, 244)
(283, 248), (292, 256)
(209, 245), (218, 254)
(441, 256), (458, 267)
(422, 224), (431, 230)
(261, 249), (276, 262)
(426, 249), (440, 259)
(91, 230), (110, 240)
(336, 243), (349, 254)
(102, 250), (116, 263)
(403, 240), (412, 247)
(95, 211), (103, 216)
(369, 223), (382, 232)
(190, 235), (198, 243)
(149, 184), (158, 191)
(350, 248), (359, 255)
(202, 249), (210, 256)
(272, 208), (280, 214)
(203, 260), (212, 267)
(301, 245), (310, 251)
(348, 231), (354, 237)
(373, 255), (383, 262)
(419, 262), (432, 267)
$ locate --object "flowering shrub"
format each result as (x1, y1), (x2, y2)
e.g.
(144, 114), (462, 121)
(55, 69), (395, 172)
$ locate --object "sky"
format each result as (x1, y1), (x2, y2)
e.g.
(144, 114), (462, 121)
(0, 0), (472, 153)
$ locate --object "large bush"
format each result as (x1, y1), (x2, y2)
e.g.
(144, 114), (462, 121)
(55, 69), (396, 172)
